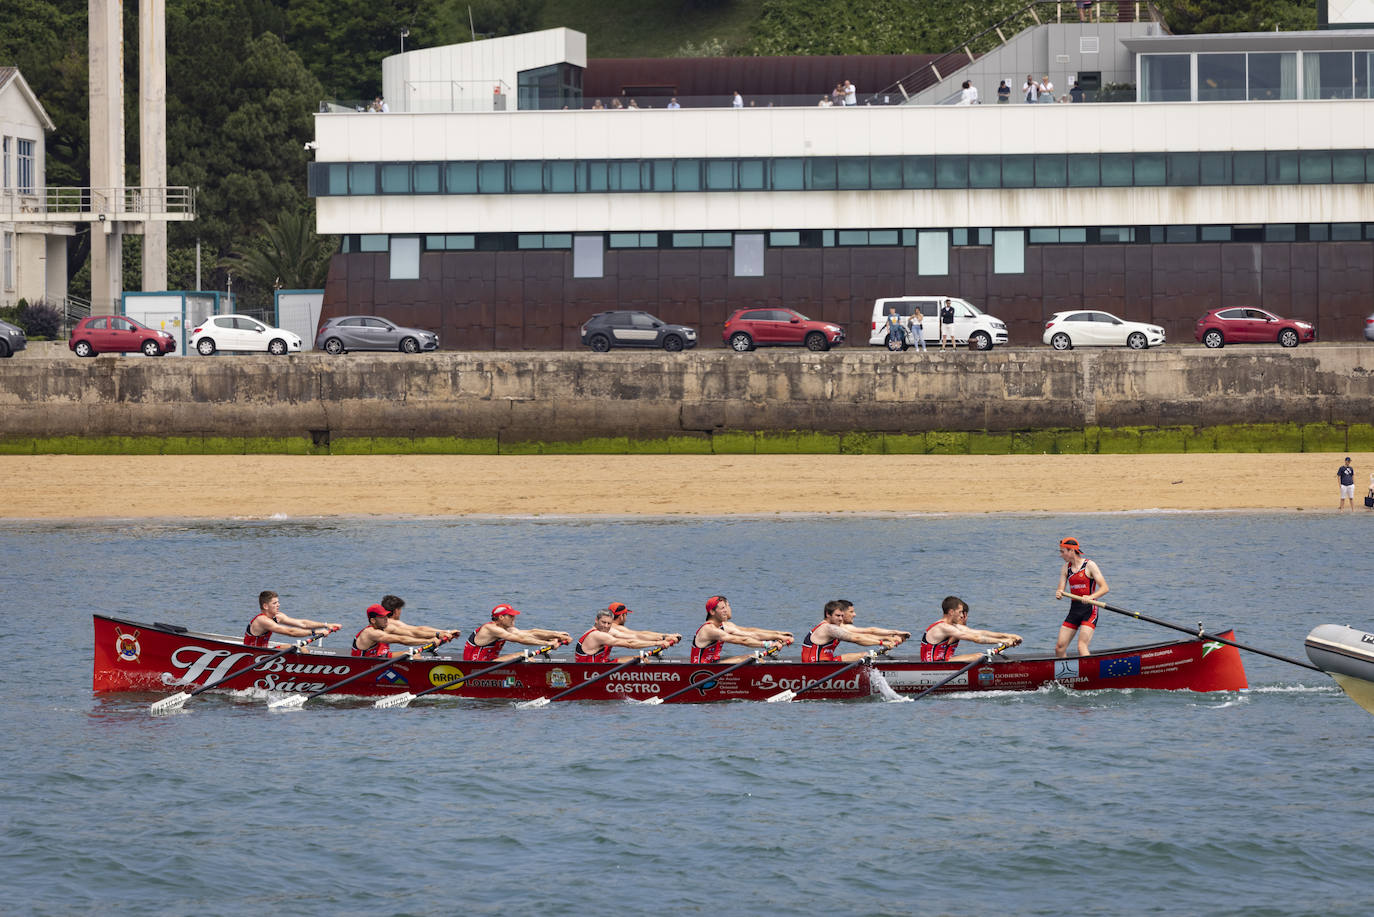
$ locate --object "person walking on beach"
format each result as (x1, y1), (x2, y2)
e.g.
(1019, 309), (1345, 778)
(1337, 457), (1356, 512)
(244, 590), (340, 647)
(920, 596), (1022, 662)
(692, 596), (793, 663)
(1054, 537), (1108, 657)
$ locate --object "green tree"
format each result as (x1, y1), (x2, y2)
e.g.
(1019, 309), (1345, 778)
(1155, 1), (1315, 34)
(222, 205), (335, 291)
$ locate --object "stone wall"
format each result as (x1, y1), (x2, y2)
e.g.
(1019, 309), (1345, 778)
(3, 346), (1372, 446)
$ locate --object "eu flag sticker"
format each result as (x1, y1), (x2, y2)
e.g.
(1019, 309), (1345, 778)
(1101, 656), (1141, 678)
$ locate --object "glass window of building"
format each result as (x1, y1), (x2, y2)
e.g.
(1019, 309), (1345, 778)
(936, 156), (968, 189)
(993, 230), (1024, 274)
(1233, 152), (1265, 184)
(1165, 225), (1197, 243)
(1199, 152), (1231, 185)
(359, 234), (388, 252)
(1248, 52), (1297, 100)
(1200, 226), (1232, 242)
(1197, 54), (1246, 102)
(349, 163), (376, 195)
(869, 230), (899, 246)
(380, 164), (410, 193)
(734, 233), (765, 277)
(903, 156), (935, 189)
(1, 136), (8, 189)
(545, 161), (576, 192)
(1304, 51), (1355, 99)
(1100, 154), (1133, 187)
(517, 62), (583, 110)
(1333, 151), (1365, 183)
(1134, 154), (1165, 186)
(1004, 154), (1038, 188)
(1140, 54), (1191, 102)
(325, 163), (347, 195)
(1033, 155), (1065, 188)
(674, 160), (701, 191)
(1167, 152), (1199, 186)
(446, 162), (477, 193)
(1266, 151), (1300, 184)
(573, 234), (603, 278)
(1357, 52), (1374, 98)
(1300, 151), (1332, 184)
(651, 160), (673, 191)
(16, 138), (34, 194)
(838, 230), (869, 246)
(1068, 154), (1099, 187)
(1, 231), (11, 290)
(1331, 222), (1362, 240)
(870, 157), (902, 189)
(478, 161), (506, 192)
(769, 231), (801, 247)
(807, 158), (837, 190)
(837, 157), (869, 189)
(969, 156), (1001, 189)
(702, 232), (732, 247)
(772, 158), (804, 190)
(389, 236), (420, 279)
(511, 161), (542, 192)
(739, 160), (767, 190)
(706, 160), (735, 190)
(917, 231), (948, 275)
(413, 163), (440, 193)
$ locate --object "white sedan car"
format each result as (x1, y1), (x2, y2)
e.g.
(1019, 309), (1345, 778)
(1043, 310), (1165, 351)
(190, 314), (303, 356)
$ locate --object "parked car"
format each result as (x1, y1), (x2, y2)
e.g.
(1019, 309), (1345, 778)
(69, 315), (177, 357)
(1367, 312), (1374, 342)
(580, 310), (698, 352)
(868, 296), (1009, 351)
(190, 314), (302, 356)
(1043, 311), (1165, 350)
(1194, 307), (1315, 349)
(722, 308), (845, 352)
(316, 316), (439, 354)
(0, 318), (25, 358)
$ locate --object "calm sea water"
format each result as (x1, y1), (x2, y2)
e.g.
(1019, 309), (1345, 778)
(2, 512), (1370, 917)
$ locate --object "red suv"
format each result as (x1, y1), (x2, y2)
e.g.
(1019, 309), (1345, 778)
(722, 308), (845, 352)
(70, 315), (177, 357)
(1194, 308), (1315, 349)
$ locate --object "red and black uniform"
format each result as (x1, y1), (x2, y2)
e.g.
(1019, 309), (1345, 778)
(351, 627), (388, 657)
(691, 621), (723, 663)
(800, 623), (841, 663)
(575, 628), (612, 663)
(464, 627), (505, 662)
(1063, 559), (1100, 630)
(920, 620), (958, 662)
(244, 613), (273, 647)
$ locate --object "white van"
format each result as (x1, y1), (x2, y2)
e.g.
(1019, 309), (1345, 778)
(868, 296), (1009, 351)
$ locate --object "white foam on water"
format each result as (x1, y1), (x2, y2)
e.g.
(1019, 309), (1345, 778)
(1242, 684), (1341, 695)
(868, 669), (912, 703)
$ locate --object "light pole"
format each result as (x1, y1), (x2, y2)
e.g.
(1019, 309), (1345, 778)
(400, 28), (409, 53)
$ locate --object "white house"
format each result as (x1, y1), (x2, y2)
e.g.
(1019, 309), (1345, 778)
(0, 66), (72, 310)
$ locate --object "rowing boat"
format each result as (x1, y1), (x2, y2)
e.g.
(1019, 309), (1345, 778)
(94, 613), (1247, 702)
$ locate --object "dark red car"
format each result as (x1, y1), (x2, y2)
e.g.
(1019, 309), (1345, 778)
(1194, 307), (1315, 349)
(69, 315), (177, 357)
(722, 308), (845, 352)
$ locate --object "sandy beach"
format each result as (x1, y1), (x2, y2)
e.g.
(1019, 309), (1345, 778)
(2, 452), (1370, 518)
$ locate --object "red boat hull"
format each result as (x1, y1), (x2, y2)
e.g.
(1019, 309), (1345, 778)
(93, 614), (1248, 703)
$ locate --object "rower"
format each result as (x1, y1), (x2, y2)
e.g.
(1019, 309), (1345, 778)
(244, 590), (339, 647)
(1053, 537), (1109, 657)
(920, 596), (1022, 663)
(464, 604), (571, 663)
(836, 599), (911, 643)
(606, 601), (682, 646)
(802, 600), (905, 663)
(352, 598), (458, 658)
(575, 610), (678, 662)
(692, 595), (793, 664)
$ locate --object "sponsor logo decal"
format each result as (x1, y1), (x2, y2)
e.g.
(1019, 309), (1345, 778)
(878, 670), (969, 689)
(378, 669), (408, 687)
(428, 665), (466, 690)
(114, 627), (141, 663)
(546, 668), (570, 688)
(1100, 655), (1142, 678)
(756, 672), (864, 693)
(1361, 634), (1374, 645)
(162, 645), (354, 693)
(978, 669), (995, 686)
(1200, 641), (1224, 657)
(1055, 659), (1079, 682)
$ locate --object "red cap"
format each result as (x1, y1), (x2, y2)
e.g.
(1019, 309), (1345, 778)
(705, 596), (725, 613)
(1059, 537), (1082, 552)
(366, 603), (394, 619)
(608, 602), (631, 616)
(491, 603), (521, 619)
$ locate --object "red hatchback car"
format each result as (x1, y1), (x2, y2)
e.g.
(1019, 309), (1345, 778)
(1194, 307), (1315, 349)
(722, 308), (846, 352)
(69, 315), (177, 357)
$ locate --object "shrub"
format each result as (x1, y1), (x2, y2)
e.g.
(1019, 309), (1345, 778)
(17, 301), (63, 340)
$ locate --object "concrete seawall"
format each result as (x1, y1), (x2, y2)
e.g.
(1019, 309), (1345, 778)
(2, 345), (1372, 450)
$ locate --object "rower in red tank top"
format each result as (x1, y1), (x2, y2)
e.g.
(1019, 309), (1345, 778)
(351, 596), (458, 658)
(800, 621), (842, 662)
(244, 590), (339, 647)
(464, 604), (572, 663)
(691, 596), (793, 664)
(803, 600), (905, 663)
(576, 610), (675, 662)
(1054, 537), (1110, 658)
(920, 596), (1023, 663)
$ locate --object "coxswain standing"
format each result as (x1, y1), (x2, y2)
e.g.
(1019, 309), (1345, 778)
(464, 604), (571, 663)
(351, 596), (458, 658)
(606, 601), (682, 646)
(1054, 537), (1109, 657)
(802, 600), (906, 663)
(692, 596), (794, 663)
(244, 590), (340, 647)
(920, 596), (1022, 662)
(575, 610), (678, 662)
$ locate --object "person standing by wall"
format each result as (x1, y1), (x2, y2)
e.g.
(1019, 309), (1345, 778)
(1337, 457), (1356, 512)
(997, 80), (1011, 104)
(907, 307), (926, 353)
(1023, 75), (1039, 103)
(939, 299), (956, 350)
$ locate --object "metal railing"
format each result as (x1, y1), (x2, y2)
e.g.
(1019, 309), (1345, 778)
(873, 1), (1165, 104)
(1, 186), (196, 219)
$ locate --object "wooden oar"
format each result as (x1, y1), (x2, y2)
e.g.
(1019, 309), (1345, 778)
(150, 628), (334, 715)
(517, 645), (667, 710)
(376, 643), (558, 708)
(908, 644), (1008, 702)
(765, 643), (896, 703)
(267, 633), (459, 710)
(639, 641), (783, 705)
(1073, 595), (1321, 672)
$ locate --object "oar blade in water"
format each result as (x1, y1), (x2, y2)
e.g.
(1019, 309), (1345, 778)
(765, 690), (796, 703)
(515, 696), (551, 710)
(149, 692), (191, 715)
(373, 692), (415, 709)
(268, 694), (308, 711)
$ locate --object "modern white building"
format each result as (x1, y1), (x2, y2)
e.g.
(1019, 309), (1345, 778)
(0, 67), (73, 310)
(309, 18), (1374, 348)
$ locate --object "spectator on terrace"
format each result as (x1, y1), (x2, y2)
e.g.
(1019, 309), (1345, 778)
(591, 99), (605, 110)
(843, 79), (857, 106)
(666, 97), (680, 109)
(997, 80), (1011, 103)
(732, 90), (744, 108)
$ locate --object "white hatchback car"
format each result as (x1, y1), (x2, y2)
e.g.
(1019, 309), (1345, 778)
(869, 296), (1009, 351)
(190, 314), (303, 356)
(1043, 310), (1165, 350)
